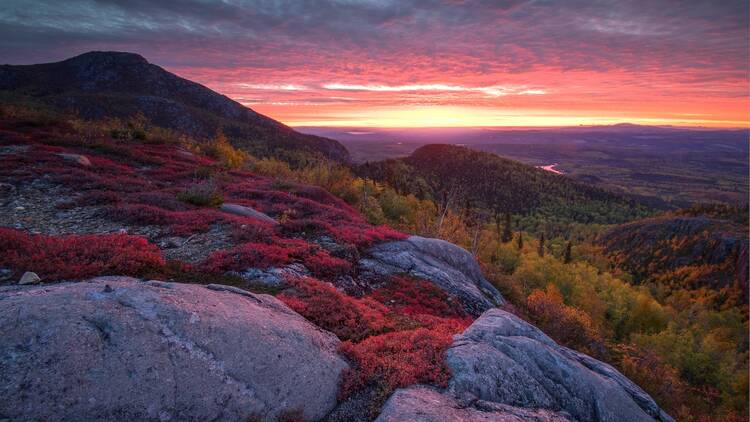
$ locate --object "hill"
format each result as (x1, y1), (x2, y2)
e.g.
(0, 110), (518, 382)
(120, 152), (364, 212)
(0, 51), (349, 162)
(599, 204), (749, 307)
(304, 125), (749, 207)
(357, 144), (652, 236)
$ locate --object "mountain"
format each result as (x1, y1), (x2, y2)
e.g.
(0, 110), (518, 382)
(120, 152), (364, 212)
(599, 204), (749, 306)
(357, 144), (651, 235)
(0, 51), (349, 161)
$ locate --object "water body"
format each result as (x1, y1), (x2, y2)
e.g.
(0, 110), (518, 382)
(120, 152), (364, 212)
(537, 163), (564, 175)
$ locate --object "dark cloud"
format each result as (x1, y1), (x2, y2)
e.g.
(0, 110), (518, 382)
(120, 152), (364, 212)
(1, 0), (747, 73)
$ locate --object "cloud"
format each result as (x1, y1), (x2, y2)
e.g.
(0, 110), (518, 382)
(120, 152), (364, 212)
(237, 83), (310, 91)
(0, 0), (746, 126)
(322, 83), (546, 97)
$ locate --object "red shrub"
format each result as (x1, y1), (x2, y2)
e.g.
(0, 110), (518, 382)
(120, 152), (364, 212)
(227, 220), (275, 243)
(328, 225), (407, 249)
(279, 277), (391, 342)
(129, 191), (190, 211)
(369, 276), (467, 318)
(203, 238), (351, 279)
(302, 252), (352, 279)
(202, 241), (293, 273)
(280, 218), (331, 237)
(0, 228), (165, 281)
(103, 204), (220, 235)
(338, 324), (461, 399)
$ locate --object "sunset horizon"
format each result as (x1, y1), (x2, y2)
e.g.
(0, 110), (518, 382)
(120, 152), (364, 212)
(2, 1), (748, 128)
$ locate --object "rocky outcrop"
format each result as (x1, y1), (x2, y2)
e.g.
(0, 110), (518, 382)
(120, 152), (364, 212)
(232, 263), (310, 287)
(17, 271), (40, 285)
(444, 309), (674, 422)
(359, 235), (504, 315)
(220, 203), (277, 224)
(0, 277), (347, 421)
(57, 152), (92, 166)
(375, 310), (674, 422)
(376, 385), (572, 422)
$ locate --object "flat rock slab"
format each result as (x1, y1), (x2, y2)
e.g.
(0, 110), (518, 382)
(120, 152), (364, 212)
(376, 385), (572, 422)
(359, 235), (504, 315)
(0, 277), (347, 421)
(445, 309), (674, 422)
(220, 203), (277, 224)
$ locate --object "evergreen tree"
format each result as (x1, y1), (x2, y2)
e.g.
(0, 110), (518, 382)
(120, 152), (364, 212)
(517, 231), (524, 250)
(538, 233), (545, 257)
(564, 241), (572, 264)
(501, 212), (513, 243)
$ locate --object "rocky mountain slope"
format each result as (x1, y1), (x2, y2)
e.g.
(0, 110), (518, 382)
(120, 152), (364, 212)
(0, 51), (349, 161)
(0, 107), (673, 420)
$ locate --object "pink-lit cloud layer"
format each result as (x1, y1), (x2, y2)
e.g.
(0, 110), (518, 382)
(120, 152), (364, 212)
(1, 0), (748, 127)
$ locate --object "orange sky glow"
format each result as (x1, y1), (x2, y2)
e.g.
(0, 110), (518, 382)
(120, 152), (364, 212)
(186, 67), (749, 128)
(4, 0), (749, 128)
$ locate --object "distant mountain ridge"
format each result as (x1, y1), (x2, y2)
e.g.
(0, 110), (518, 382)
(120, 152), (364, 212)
(0, 51), (349, 161)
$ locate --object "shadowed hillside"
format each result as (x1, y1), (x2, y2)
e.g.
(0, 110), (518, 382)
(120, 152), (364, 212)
(0, 51), (349, 162)
(599, 204), (749, 308)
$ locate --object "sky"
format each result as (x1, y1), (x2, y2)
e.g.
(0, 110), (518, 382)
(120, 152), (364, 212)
(1, 0), (748, 128)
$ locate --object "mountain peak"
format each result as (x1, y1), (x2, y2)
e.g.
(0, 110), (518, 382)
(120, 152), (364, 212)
(63, 51), (149, 66)
(0, 52), (350, 161)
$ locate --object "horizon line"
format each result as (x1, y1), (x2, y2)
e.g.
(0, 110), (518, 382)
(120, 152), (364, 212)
(290, 123), (750, 130)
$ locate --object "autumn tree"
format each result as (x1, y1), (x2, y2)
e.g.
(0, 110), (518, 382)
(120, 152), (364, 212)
(526, 284), (602, 355)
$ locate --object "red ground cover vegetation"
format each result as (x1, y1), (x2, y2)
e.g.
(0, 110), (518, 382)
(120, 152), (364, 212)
(0, 117), (455, 401)
(1, 116), (405, 255)
(338, 325), (459, 399)
(0, 228), (165, 281)
(203, 240), (352, 279)
(279, 277), (391, 342)
(369, 276), (466, 318)
(278, 275), (471, 399)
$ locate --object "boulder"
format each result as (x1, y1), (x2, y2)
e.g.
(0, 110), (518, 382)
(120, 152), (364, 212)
(57, 152), (92, 166)
(220, 203), (277, 224)
(359, 235), (504, 315)
(233, 263), (310, 287)
(445, 309), (674, 422)
(0, 277), (347, 421)
(17, 271), (40, 285)
(376, 385), (572, 422)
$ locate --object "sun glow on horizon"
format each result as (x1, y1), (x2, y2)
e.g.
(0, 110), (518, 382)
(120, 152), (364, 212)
(246, 104), (750, 129)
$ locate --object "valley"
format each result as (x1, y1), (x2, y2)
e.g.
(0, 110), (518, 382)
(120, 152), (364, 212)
(302, 125), (749, 208)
